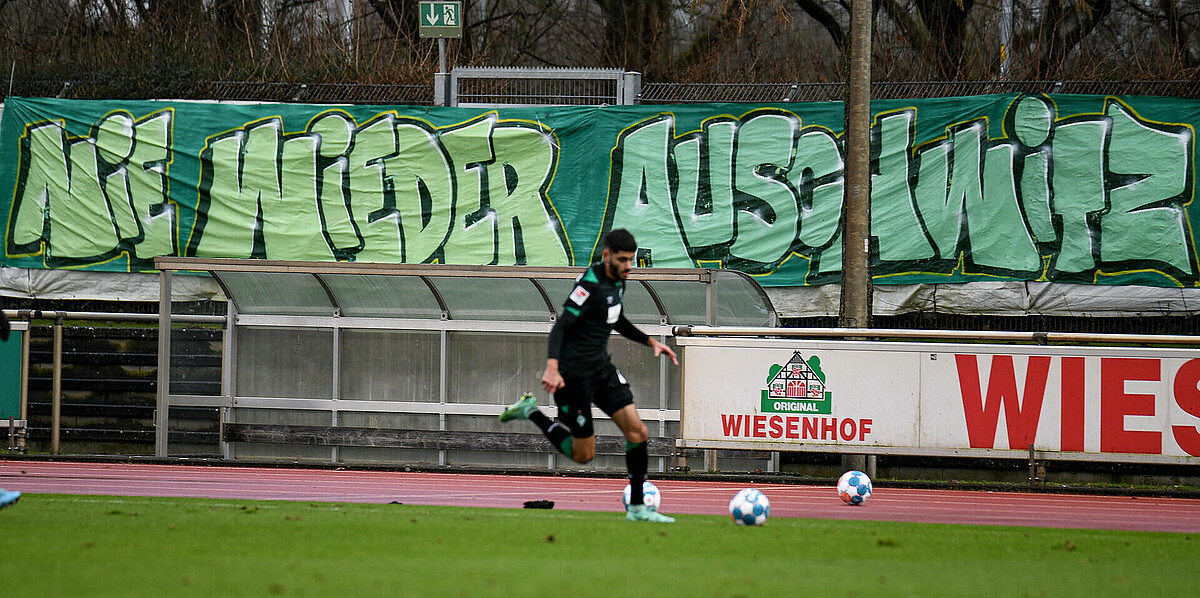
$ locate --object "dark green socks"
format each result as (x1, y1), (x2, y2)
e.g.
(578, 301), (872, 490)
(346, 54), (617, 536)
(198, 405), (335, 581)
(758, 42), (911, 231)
(530, 411), (574, 458)
(626, 440), (648, 505)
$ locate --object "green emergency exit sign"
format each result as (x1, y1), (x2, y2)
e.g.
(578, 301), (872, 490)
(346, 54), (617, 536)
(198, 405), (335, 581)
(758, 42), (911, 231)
(419, 1), (462, 39)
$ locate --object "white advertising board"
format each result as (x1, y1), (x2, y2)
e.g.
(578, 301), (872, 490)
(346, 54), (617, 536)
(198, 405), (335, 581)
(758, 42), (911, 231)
(677, 337), (1200, 465)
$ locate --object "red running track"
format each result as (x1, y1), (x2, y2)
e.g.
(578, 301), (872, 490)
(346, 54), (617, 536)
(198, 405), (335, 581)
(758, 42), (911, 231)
(2, 460), (1198, 533)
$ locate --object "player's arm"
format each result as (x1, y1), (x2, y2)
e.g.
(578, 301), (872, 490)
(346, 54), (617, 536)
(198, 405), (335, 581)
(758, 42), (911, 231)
(542, 310), (577, 393)
(614, 314), (679, 365)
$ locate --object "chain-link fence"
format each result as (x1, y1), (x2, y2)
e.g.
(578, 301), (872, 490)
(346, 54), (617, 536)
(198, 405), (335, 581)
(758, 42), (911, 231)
(639, 79), (1200, 103)
(4, 79), (434, 105)
(5, 77), (1199, 105)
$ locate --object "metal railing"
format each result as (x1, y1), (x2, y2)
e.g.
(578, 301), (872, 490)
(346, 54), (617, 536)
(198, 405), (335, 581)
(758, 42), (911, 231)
(7, 77), (1197, 106)
(674, 325), (1200, 346)
(639, 79), (1200, 103)
(1, 310), (226, 455)
(5, 79), (434, 105)
(449, 67), (641, 106)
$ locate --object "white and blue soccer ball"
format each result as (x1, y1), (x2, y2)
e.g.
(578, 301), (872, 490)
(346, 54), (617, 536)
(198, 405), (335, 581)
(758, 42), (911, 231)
(728, 488), (770, 526)
(838, 470), (873, 505)
(622, 481), (661, 511)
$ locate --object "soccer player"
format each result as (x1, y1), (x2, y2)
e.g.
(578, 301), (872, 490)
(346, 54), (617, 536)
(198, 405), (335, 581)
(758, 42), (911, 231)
(500, 229), (678, 523)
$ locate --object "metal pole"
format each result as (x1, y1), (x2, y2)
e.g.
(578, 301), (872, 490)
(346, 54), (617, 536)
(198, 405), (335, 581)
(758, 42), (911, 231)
(439, 329), (447, 467)
(341, 0), (354, 59)
(155, 269), (172, 458)
(331, 324), (340, 464)
(439, 38), (447, 75)
(2, 310), (222, 324)
(435, 38), (451, 107)
(222, 299), (236, 460)
(841, 0), (873, 330)
(51, 315), (62, 455)
(19, 320), (29, 451)
(658, 334), (668, 474)
(1000, 0), (1013, 79)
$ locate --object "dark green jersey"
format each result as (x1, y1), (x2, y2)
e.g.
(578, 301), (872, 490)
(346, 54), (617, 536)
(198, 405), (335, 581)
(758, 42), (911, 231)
(549, 262), (648, 377)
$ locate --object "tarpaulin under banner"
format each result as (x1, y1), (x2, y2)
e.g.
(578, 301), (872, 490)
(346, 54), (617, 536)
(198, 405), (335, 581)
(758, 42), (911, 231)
(2, 95), (1198, 291)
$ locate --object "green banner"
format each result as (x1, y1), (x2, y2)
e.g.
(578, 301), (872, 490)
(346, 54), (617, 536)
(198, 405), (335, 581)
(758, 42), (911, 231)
(0, 329), (21, 419)
(2, 95), (1197, 287)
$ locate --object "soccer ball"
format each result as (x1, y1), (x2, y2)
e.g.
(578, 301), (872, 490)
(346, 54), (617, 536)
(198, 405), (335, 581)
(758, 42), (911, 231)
(728, 488), (770, 526)
(622, 481), (661, 511)
(838, 470), (872, 505)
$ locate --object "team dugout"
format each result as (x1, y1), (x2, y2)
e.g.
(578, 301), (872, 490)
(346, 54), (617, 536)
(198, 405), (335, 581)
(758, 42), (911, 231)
(153, 257), (778, 473)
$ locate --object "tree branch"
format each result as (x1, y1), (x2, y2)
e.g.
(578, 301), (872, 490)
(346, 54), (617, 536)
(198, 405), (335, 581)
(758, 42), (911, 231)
(1035, 0), (1113, 77)
(673, 0), (752, 72)
(794, 0), (848, 54)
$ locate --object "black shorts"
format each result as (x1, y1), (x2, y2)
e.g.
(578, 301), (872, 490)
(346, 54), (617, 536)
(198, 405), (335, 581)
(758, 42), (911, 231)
(553, 363), (634, 439)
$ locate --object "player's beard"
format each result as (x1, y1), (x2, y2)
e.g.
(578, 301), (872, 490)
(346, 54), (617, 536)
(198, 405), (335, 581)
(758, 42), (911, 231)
(604, 255), (630, 280)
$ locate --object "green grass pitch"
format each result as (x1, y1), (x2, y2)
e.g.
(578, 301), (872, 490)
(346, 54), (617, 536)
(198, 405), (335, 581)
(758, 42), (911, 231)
(2, 494), (1197, 597)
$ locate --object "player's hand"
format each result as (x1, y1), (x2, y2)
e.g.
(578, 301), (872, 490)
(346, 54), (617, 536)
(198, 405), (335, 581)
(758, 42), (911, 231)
(542, 360), (565, 393)
(650, 339), (679, 365)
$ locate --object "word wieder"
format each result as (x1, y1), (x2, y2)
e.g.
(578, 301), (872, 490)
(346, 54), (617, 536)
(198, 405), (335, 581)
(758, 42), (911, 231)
(7, 109), (571, 269)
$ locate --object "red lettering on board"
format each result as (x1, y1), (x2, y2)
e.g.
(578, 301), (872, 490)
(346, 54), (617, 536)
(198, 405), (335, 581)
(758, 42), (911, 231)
(839, 418), (856, 441)
(802, 417), (817, 439)
(955, 354), (1051, 449)
(722, 414), (743, 436)
(1172, 358), (1200, 457)
(769, 415), (784, 439)
(821, 417), (837, 440)
(715, 416), (874, 442)
(1060, 357), (1086, 452)
(1100, 358), (1161, 454)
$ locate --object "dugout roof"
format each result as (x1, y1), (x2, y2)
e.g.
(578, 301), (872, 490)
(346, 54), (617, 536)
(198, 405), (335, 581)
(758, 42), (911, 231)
(152, 258), (777, 327)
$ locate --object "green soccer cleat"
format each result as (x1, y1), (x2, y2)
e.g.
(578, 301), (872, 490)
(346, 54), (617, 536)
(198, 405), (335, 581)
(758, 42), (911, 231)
(499, 393), (539, 422)
(626, 504), (675, 523)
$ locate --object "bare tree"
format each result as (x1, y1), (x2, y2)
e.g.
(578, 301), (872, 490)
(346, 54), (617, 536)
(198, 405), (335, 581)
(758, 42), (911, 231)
(360, 0), (420, 47)
(592, 0), (672, 76)
(2, 0), (1196, 92)
(1025, 0), (1114, 77)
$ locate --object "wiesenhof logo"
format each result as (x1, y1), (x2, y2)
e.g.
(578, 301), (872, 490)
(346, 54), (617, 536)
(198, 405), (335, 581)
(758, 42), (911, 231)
(762, 351), (831, 414)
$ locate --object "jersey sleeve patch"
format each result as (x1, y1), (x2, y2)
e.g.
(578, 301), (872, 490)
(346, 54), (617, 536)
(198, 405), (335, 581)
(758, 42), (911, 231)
(569, 285), (591, 306)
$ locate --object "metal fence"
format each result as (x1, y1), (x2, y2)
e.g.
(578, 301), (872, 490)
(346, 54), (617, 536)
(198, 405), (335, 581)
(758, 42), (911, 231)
(639, 79), (1200, 103)
(5, 77), (1198, 106)
(5, 78), (434, 105)
(450, 67), (641, 106)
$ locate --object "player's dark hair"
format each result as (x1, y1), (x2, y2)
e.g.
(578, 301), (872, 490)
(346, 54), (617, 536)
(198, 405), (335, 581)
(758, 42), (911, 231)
(604, 228), (637, 253)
